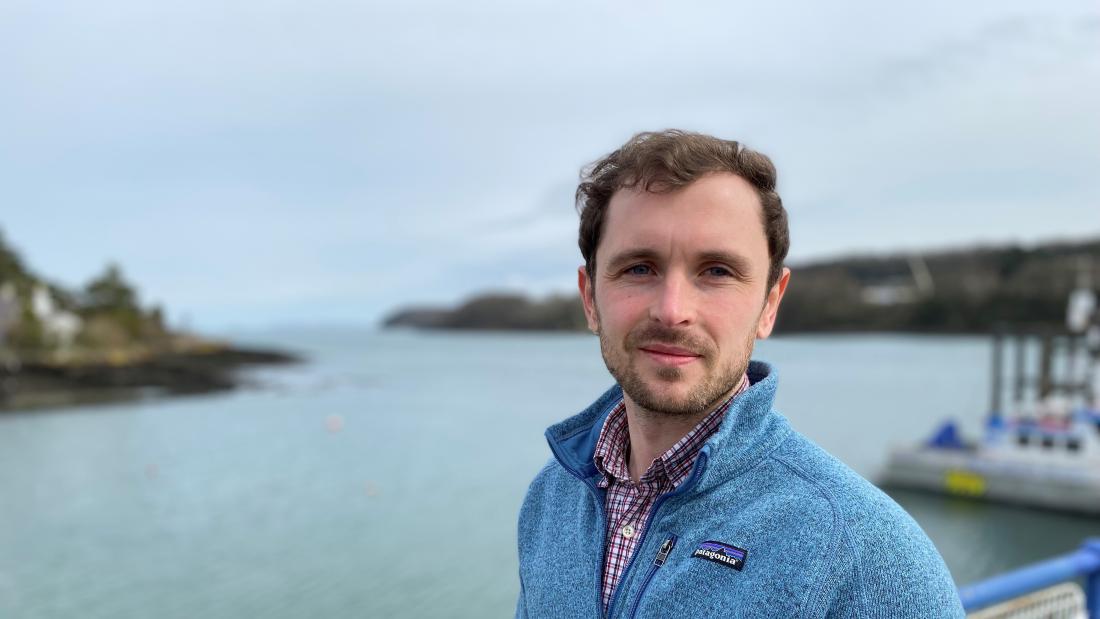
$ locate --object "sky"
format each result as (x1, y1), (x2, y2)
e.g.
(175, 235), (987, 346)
(2, 0), (1098, 331)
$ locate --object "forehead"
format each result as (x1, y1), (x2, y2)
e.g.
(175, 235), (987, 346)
(600, 173), (768, 264)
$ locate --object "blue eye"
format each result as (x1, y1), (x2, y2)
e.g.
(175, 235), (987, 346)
(626, 264), (652, 276)
(705, 266), (733, 277)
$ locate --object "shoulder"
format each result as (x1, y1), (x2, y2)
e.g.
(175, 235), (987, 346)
(517, 458), (584, 542)
(520, 458), (570, 504)
(768, 432), (964, 618)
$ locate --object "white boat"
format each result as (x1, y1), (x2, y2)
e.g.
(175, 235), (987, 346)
(881, 271), (1100, 515)
(881, 407), (1100, 515)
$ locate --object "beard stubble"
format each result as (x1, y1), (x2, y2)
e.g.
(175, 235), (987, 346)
(596, 312), (755, 417)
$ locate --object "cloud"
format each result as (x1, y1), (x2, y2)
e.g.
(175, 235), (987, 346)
(872, 13), (1099, 97)
(2, 0), (1098, 328)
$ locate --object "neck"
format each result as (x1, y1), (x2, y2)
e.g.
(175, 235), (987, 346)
(622, 391), (732, 483)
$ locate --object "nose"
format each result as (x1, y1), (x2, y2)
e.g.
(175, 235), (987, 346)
(649, 271), (696, 327)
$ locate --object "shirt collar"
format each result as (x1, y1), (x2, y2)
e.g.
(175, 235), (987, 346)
(592, 373), (749, 489)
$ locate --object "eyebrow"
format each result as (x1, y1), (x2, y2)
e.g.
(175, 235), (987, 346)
(604, 248), (754, 278)
(604, 249), (662, 274)
(697, 251), (753, 277)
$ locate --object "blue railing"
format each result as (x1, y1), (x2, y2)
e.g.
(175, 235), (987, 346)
(959, 538), (1100, 616)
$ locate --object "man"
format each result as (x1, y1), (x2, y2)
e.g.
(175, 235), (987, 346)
(515, 130), (964, 618)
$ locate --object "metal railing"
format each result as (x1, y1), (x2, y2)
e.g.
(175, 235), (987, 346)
(959, 539), (1100, 618)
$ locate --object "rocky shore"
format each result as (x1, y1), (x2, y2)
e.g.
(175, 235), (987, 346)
(0, 344), (300, 412)
(1, 229), (306, 413)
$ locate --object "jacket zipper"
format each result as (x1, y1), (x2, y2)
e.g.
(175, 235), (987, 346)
(605, 494), (671, 617)
(547, 435), (708, 619)
(624, 534), (678, 619)
(606, 452), (708, 618)
(591, 480), (609, 617)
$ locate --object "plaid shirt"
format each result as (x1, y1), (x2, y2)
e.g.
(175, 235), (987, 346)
(592, 374), (749, 612)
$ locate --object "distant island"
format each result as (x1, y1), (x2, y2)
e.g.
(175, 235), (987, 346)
(383, 237), (1100, 334)
(0, 230), (298, 411)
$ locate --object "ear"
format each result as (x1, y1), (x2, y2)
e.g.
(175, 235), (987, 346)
(756, 267), (790, 339)
(578, 266), (599, 333)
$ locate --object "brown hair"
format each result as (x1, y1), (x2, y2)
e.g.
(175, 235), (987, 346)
(576, 129), (789, 290)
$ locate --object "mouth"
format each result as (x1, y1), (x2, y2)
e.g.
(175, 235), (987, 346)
(638, 344), (702, 367)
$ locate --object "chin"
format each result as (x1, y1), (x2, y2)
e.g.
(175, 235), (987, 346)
(630, 381), (712, 417)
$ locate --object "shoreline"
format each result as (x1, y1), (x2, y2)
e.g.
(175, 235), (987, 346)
(0, 345), (301, 413)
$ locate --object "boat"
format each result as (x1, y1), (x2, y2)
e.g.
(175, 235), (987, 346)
(880, 266), (1100, 515)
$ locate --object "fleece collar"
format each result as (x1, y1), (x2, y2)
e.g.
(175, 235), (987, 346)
(544, 360), (790, 495)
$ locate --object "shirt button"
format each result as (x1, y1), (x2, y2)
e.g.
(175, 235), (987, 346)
(621, 524), (636, 539)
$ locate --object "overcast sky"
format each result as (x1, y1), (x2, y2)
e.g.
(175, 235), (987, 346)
(2, 0), (1098, 331)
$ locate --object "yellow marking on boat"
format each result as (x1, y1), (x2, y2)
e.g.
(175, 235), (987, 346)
(944, 470), (986, 496)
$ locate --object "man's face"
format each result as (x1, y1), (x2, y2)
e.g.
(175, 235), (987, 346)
(579, 173), (789, 417)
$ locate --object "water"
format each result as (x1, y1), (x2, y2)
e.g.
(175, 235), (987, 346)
(0, 330), (1096, 618)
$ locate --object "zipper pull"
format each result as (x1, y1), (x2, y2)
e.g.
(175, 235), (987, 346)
(654, 536), (676, 566)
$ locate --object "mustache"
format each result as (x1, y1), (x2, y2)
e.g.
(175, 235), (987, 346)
(626, 325), (712, 357)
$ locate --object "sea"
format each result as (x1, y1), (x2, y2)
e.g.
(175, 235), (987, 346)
(0, 329), (1097, 618)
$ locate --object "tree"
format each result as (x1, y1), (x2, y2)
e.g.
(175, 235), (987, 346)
(83, 264), (138, 313)
(80, 264), (147, 341)
(0, 230), (27, 282)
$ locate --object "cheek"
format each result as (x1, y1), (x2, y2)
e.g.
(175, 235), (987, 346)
(702, 299), (762, 339)
(597, 289), (648, 327)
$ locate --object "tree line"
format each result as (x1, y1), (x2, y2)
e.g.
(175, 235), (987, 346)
(384, 237), (1100, 334)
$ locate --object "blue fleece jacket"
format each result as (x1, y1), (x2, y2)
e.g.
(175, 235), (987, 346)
(516, 361), (964, 618)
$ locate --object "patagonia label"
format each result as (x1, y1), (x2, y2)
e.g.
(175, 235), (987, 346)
(691, 540), (747, 571)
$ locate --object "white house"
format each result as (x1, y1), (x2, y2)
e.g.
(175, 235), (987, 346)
(31, 284), (82, 348)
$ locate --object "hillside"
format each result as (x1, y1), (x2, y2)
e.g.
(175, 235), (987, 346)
(0, 230), (297, 411)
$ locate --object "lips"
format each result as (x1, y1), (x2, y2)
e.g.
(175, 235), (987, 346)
(640, 343), (700, 357)
(638, 343), (702, 366)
